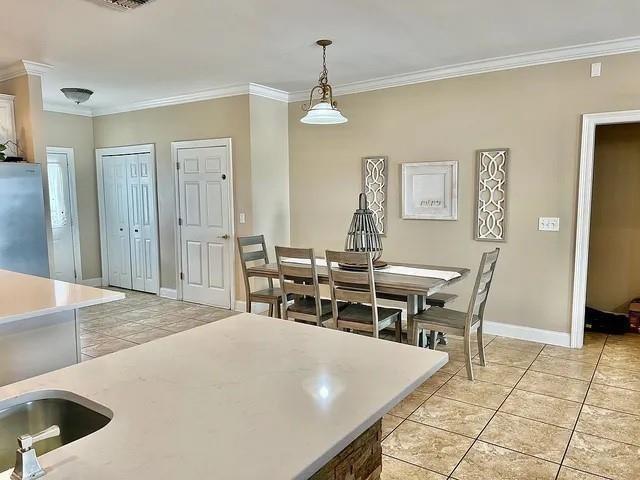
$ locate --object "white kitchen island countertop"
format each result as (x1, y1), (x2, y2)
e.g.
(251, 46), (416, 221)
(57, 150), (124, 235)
(0, 313), (448, 480)
(0, 269), (124, 325)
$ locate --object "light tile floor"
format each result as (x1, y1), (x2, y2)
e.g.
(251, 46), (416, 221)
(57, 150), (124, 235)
(79, 291), (640, 479)
(78, 288), (238, 360)
(381, 331), (640, 480)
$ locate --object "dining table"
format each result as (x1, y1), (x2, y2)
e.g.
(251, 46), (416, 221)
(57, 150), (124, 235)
(246, 259), (470, 345)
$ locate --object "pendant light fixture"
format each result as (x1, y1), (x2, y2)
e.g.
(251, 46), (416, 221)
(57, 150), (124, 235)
(301, 40), (348, 125)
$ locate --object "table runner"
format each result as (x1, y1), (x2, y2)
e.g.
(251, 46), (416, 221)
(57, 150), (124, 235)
(281, 258), (461, 282)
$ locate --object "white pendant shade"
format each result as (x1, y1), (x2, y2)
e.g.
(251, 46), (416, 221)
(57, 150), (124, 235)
(300, 102), (348, 125)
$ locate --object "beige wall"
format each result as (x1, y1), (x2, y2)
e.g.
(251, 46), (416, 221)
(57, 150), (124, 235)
(249, 95), (291, 260)
(587, 123), (640, 312)
(93, 95), (253, 293)
(288, 52), (640, 334)
(43, 111), (102, 280)
(0, 75), (45, 164)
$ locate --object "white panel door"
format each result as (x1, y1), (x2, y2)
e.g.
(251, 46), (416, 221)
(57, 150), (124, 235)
(127, 155), (145, 291)
(130, 153), (159, 293)
(177, 145), (231, 307)
(47, 152), (77, 282)
(102, 155), (132, 289)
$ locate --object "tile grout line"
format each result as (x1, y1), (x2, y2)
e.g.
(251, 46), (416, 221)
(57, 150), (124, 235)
(553, 335), (608, 480)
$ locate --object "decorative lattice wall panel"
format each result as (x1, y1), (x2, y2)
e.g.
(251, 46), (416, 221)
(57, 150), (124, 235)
(475, 149), (509, 242)
(362, 156), (388, 235)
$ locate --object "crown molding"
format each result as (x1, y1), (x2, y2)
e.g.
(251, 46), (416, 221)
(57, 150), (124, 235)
(81, 83), (287, 117)
(248, 83), (289, 102)
(91, 83), (249, 116)
(0, 60), (53, 83)
(43, 102), (93, 117)
(288, 35), (640, 101)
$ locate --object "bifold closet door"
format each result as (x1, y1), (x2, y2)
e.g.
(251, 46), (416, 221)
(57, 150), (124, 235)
(127, 153), (159, 293)
(102, 153), (159, 294)
(102, 155), (132, 289)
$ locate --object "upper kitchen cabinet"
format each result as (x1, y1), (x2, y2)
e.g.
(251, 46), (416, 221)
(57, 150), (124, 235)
(0, 94), (16, 155)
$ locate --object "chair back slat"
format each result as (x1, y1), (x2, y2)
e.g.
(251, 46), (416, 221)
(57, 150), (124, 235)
(467, 248), (500, 324)
(278, 264), (314, 279)
(242, 250), (268, 262)
(333, 288), (371, 304)
(238, 235), (266, 247)
(275, 246), (323, 325)
(284, 281), (316, 297)
(474, 289), (488, 309)
(237, 234), (273, 297)
(326, 250), (379, 331)
(479, 269), (493, 285)
(328, 268), (371, 286)
(327, 250), (369, 266)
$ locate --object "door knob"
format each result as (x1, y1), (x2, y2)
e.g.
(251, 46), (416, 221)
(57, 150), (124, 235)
(218, 234), (230, 240)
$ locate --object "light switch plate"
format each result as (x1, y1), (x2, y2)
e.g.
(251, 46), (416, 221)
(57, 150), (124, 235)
(539, 217), (560, 231)
(591, 62), (602, 77)
(239, 213), (246, 224)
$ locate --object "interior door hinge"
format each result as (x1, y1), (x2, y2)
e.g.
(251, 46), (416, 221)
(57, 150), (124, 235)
(176, 162), (180, 170)
(178, 217), (182, 226)
(180, 272), (184, 280)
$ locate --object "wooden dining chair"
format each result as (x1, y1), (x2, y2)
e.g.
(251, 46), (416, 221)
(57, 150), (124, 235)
(275, 246), (341, 326)
(411, 248), (500, 380)
(325, 250), (402, 341)
(237, 235), (291, 318)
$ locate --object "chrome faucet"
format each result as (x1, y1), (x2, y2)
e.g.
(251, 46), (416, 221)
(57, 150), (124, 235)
(11, 425), (60, 480)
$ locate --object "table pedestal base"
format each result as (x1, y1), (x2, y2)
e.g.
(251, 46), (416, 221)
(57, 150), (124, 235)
(309, 419), (382, 480)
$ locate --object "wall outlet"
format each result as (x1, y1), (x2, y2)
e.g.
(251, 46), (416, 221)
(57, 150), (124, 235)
(539, 217), (560, 232)
(591, 62), (602, 77)
(239, 212), (246, 224)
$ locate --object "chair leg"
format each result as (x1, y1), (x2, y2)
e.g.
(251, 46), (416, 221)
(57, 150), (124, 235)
(268, 303), (274, 317)
(395, 315), (402, 343)
(411, 321), (419, 347)
(464, 330), (474, 381)
(275, 301), (281, 319)
(477, 325), (487, 366)
(246, 298), (252, 313)
(429, 330), (437, 350)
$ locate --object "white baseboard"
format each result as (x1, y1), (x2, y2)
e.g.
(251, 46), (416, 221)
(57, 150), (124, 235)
(234, 300), (269, 314)
(80, 278), (102, 287)
(159, 288), (178, 300)
(484, 320), (571, 347)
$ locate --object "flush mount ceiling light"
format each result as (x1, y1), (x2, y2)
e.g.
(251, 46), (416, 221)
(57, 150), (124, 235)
(61, 88), (94, 105)
(301, 40), (348, 125)
(93, 0), (154, 10)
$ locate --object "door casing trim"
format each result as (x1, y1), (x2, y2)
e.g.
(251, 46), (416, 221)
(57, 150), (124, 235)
(572, 109), (640, 348)
(171, 138), (236, 309)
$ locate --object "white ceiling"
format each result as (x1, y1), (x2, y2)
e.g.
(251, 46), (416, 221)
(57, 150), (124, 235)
(3, 0), (640, 114)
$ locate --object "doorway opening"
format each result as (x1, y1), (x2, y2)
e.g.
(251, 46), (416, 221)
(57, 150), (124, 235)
(572, 110), (640, 348)
(46, 147), (82, 283)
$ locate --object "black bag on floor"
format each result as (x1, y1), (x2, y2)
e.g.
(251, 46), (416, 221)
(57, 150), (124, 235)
(585, 306), (629, 335)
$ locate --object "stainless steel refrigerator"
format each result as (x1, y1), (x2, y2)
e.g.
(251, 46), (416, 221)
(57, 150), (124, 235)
(0, 163), (50, 277)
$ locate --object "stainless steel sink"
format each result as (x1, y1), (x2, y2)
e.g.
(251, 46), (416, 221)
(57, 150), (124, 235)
(0, 391), (112, 473)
